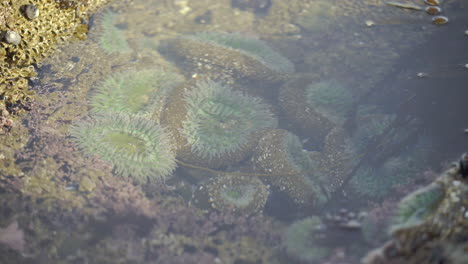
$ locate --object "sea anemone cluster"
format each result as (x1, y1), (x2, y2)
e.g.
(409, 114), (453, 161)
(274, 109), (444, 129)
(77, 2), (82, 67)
(71, 66), (185, 183)
(70, 113), (176, 183)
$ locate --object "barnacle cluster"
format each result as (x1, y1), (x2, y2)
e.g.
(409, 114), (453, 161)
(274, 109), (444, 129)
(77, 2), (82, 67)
(0, 0), (109, 113)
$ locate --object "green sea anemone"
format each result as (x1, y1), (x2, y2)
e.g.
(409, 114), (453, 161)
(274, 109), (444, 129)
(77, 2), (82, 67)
(70, 113), (176, 183)
(305, 79), (355, 125)
(284, 216), (330, 262)
(94, 11), (131, 54)
(178, 79), (277, 165)
(88, 69), (184, 119)
(390, 182), (445, 234)
(204, 175), (270, 215)
(167, 32), (294, 82)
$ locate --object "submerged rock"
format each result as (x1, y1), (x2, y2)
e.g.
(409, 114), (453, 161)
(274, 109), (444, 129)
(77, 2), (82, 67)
(363, 162), (468, 264)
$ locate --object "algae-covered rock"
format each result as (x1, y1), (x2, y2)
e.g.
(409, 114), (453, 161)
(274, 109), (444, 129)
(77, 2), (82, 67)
(363, 165), (468, 264)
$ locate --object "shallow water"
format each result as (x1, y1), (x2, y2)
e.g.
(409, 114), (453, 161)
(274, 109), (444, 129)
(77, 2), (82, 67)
(1, 0), (467, 263)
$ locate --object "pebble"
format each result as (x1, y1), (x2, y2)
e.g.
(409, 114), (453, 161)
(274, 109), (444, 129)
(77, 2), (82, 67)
(24, 4), (39, 20)
(4, 30), (21, 45)
(465, 30), (468, 36)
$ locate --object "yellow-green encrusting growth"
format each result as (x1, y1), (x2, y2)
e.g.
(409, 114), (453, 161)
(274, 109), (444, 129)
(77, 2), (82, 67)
(0, 0), (109, 114)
